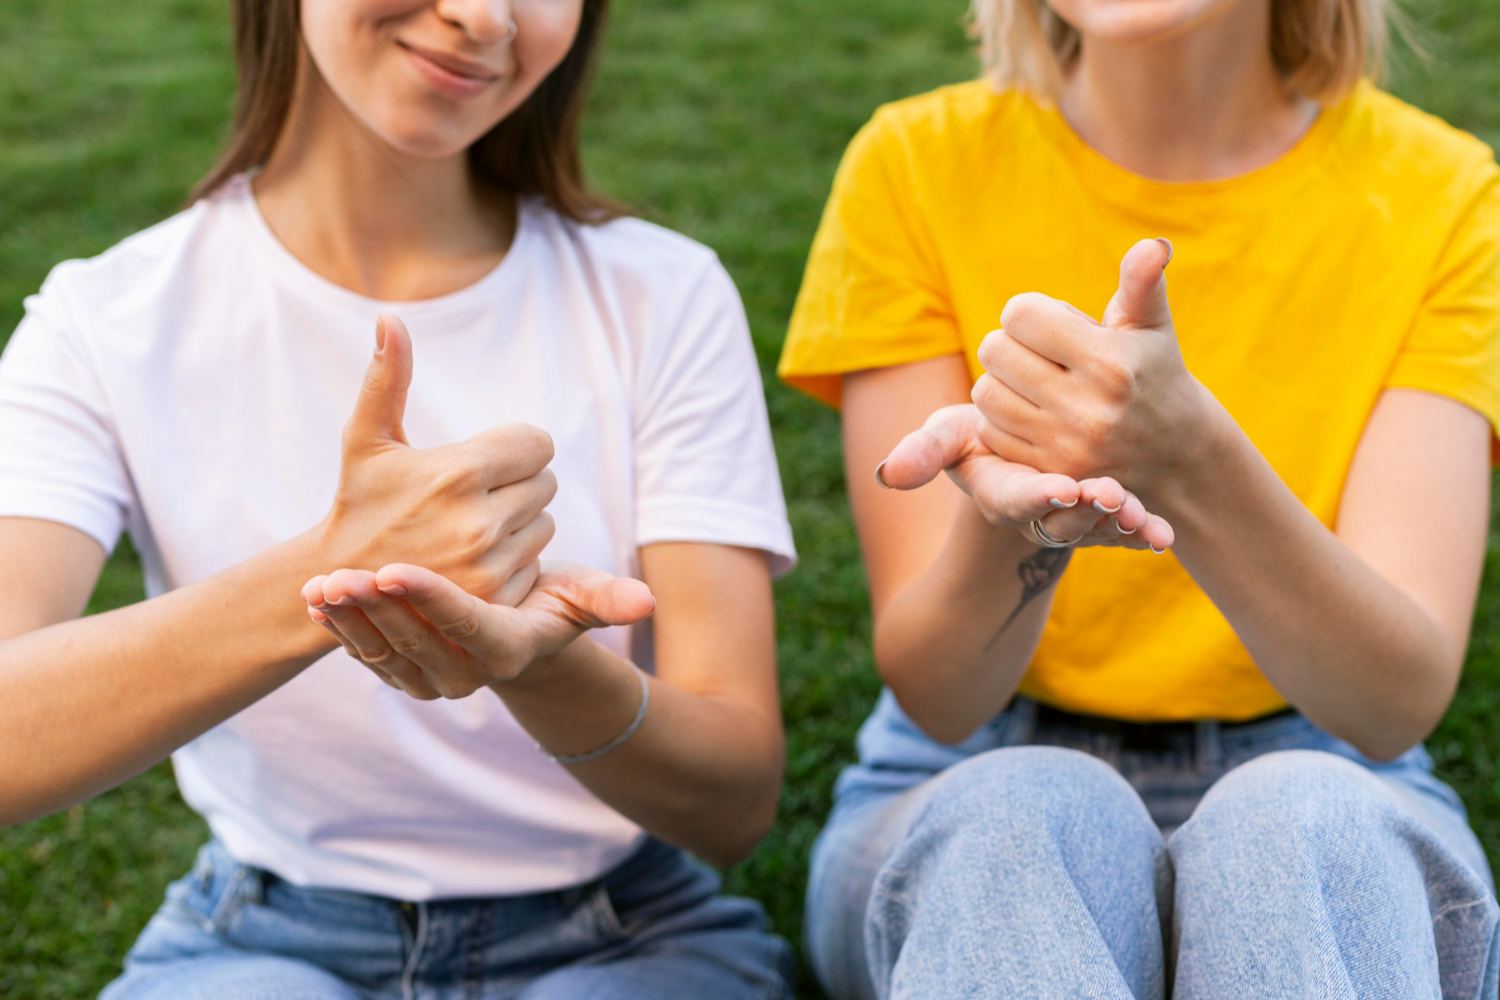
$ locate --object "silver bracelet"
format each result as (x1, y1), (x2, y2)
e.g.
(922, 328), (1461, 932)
(537, 669), (651, 765)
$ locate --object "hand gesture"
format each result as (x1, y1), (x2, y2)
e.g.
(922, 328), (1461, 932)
(302, 563), (656, 699)
(971, 239), (1214, 499)
(880, 403), (1174, 551)
(317, 314), (556, 606)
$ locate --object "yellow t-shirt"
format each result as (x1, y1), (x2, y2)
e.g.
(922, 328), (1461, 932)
(779, 80), (1500, 722)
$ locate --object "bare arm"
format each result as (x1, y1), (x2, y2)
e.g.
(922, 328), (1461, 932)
(845, 356), (1172, 743)
(1162, 388), (1487, 759)
(303, 543), (784, 867)
(978, 239), (1490, 758)
(0, 316), (558, 826)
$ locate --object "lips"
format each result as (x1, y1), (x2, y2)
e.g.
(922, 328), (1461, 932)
(397, 40), (502, 98)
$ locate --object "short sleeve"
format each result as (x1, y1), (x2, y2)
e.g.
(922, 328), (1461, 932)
(0, 274), (133, 552)
(633, 259), (796, 577)
(1385, 171), (1500, 457)
(777, 108), (963, 407)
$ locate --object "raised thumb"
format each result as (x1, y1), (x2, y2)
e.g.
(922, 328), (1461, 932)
(1103, 238), (1174, 331)
(345, 313), (412, 451)
(876, 404), (976, 491)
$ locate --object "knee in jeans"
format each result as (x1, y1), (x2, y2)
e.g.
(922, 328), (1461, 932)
(917, 746), (1155, 851)
(1183, 750), (1390, 848)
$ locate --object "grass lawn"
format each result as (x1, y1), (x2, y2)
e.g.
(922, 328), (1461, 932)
(3, 0), (1499, 996)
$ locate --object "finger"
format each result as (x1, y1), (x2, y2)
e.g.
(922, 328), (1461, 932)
(1138, 512), (1176, 553)
(1077, 478), (1126, 516)
(486, 513), (555, 603)
(976, 329), (1068, 406)
(878, 405), (980, 490)
(538, 566), (656, 628)
(487, 470), (559, 533)
(493, 559), (541, 608)
(965, 463), (1083, 525)
(308, 603), (413, 690)
(971, 374), (1045, 445)
(999, 292), (1098, 368)
(343, 314), (412, 453)
(1034, 502), (1106, 544)
(374, 564), (517, 661)
(1102, 238), (1174, 330)
(972, 418), (1041, 468)
(344, 587), (485, 699)
(321, 570), (441, 699)
(1111, 493), (1148, 534)
(301, 575), (332, 608)
(462, 423), (556, 490)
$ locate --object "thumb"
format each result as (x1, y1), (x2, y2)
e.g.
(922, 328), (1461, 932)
(876, 404), (978, 491)
(1103, 238), (1174, 330)
(538, 564), (657, 629)
(344, 313), (412, 452)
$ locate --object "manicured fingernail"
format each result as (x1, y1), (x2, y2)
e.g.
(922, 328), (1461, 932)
(1151, 545), (1166, 554)
(1093, 500), (1122, 514)
(330, 595), (355, 606)
(1155, 238), (1174, 267)
(307, 607), (328, 624)
(374, 316), (388, 355)
(874, 461), (891, 489)
(378, 583), (408, 597)
(1048, 497), (1077, 509)
(1113, 517), (1136, 535)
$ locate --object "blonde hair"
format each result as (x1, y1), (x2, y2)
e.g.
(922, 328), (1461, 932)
(969, 0), (1390, 102)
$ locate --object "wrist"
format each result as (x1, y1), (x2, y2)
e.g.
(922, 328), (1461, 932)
(1144, 386), (1243, 519)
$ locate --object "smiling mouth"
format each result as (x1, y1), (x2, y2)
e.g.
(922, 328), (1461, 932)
(397, 40), (502, 97)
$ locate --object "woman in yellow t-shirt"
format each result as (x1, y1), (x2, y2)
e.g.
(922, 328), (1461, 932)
(780, 0), (1500, 996)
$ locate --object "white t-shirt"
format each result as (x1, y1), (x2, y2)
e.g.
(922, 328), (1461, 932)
(0, 175), (796, 899)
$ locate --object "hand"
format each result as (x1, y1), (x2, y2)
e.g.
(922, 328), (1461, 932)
(880, 403), (1174, 551)
(971, 239), (1217, 499)
(316, 314), (557, 605)
(301, 563), (656, 699)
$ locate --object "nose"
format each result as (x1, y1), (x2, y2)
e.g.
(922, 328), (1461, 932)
(433, 0), (518, 44)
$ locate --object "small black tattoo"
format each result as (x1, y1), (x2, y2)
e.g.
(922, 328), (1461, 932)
(986, 547), (1072, 649)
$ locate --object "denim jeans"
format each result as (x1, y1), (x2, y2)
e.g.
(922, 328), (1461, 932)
(806, 692), (1499, 999)
(102, 837), (792, 999)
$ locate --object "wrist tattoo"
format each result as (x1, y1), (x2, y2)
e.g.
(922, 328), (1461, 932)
(987, 546), (1072, 649)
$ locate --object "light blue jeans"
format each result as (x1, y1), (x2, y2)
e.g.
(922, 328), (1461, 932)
(806, 692), (1499, 999)
(101, 837), (792, 999)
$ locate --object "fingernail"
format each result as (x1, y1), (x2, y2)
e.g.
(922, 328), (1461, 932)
(1113, 517), (1137, 535)
(330, 595), (355, 606)
(307, 607), (329, 624)
(1155, 238), (1174, 268)
(377, 583), (408, 597)
(874, 461), (891, 489)
(1151, 545), (1166, 555)
(1048, 497), (1077, 509)
(1092, 500), (1122, 514)
(374, 316), (387, 356)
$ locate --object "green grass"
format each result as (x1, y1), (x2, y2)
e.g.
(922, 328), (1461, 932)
(2, 1), (1499, 997)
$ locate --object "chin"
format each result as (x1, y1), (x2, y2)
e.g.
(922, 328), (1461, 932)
(374, 113), (486, 161)
(1051, 0), (1242, 44)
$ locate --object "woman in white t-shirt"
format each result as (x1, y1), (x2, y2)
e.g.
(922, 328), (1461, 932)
(0, 0), (796, 996)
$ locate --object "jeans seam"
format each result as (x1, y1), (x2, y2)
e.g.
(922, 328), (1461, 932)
(401, 902), (428, 1000)
(1433, 897), (1494, 922)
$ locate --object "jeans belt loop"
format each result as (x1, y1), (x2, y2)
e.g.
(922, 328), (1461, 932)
(1195, 719), (1223, 772)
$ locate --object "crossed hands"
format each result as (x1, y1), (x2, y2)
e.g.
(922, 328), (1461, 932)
(303, 314), (654, 700)
(881, 239), (1210, 553)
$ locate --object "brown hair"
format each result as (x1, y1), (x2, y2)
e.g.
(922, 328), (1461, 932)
(189, 0), (620, 223)
(969, 0), (1390, 102)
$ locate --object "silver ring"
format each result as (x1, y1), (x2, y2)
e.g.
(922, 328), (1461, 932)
(1029, 518), (1073, 549)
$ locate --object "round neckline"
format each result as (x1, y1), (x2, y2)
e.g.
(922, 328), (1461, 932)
(231, 173), (531, 317)
(1025, 82), (1359, 204)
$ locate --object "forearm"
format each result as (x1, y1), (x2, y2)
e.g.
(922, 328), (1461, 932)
(1163, 406), (1455, 759)
(876, 503), (1064, 744)
(493, 636), (783, 868)
(0, 531), (336, 825)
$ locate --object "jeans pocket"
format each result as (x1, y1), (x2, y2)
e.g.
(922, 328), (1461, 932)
(163, 844), (255, 936)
